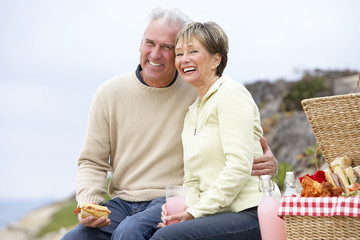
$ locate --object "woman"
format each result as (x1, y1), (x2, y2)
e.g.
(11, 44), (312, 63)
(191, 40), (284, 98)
(150, 22), (280, 240)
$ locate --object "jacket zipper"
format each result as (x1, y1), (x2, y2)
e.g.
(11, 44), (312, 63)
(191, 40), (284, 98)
(194, 103), (200, 136)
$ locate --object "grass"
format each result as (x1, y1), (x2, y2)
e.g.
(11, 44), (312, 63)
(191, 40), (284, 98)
(35, 199), (78, 238)
(273, 162), (294, 190)
(36, 179), (112, 238)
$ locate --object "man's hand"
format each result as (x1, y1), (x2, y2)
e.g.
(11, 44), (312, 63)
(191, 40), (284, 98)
(252, 137), (278, 177)
(78, 214), (111, 228)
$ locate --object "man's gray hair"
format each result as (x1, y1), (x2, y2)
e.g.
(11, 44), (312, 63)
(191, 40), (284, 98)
(142, 8), (192, 38)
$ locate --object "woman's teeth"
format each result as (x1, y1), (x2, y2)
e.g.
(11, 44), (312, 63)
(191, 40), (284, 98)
(184, 67), (196, 73)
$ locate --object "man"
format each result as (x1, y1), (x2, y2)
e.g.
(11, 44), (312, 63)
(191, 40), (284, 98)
(62, 8), (277, 240)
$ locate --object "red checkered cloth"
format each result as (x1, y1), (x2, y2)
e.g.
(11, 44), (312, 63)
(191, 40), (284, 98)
(278, 196), (360, 217)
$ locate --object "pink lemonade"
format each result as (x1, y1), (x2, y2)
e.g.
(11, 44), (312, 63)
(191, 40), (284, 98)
(166, 195), (186, 225)
(257, 195), (287, 240)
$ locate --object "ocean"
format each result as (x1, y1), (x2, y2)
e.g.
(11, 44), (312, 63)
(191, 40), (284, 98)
(0, 199), (55, 229)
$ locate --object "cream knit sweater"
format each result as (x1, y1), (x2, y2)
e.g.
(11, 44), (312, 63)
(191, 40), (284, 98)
(76, 70), (197, 204)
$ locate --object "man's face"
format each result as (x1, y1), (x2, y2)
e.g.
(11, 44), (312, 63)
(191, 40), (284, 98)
(139, 20), (181, 87)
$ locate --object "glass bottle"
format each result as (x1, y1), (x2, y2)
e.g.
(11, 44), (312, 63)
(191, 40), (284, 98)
(283, 171), (297, 197)
(257, 175), (287, 240)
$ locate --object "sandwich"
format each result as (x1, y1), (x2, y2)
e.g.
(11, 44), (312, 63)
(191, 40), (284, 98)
(73, 203), (111, 219)
(330, 156), (352, 172)
(345, 167), (356, 185)
(334, 166), (350, 193)
(353, 166), (360, 179)
(325, 167), (350, 193)
(324, 168), (338, 187)
(324, 156), (359, 194)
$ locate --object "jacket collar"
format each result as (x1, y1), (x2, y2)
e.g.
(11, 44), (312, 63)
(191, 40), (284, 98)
(188, 75), (230, 114)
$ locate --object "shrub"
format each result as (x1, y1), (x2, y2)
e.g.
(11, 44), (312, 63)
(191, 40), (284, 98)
(273, 162), (294, 190)
(281, 73), (330, 111)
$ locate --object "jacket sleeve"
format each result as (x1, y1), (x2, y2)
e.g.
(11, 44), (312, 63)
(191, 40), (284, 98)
(183, 167), (201, 208)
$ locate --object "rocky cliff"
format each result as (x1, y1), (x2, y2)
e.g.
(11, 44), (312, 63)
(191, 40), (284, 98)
(0, 200), (72, 240)
(246, 72), (359, 175)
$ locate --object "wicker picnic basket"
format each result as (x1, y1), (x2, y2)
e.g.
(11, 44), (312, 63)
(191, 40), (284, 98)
(301, 92), (360, 168)
(283, 77), (360, 240)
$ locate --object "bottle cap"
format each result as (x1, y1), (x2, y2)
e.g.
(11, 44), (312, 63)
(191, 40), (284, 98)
(260, 175), (271, 180)
(259, 175), (274, 192)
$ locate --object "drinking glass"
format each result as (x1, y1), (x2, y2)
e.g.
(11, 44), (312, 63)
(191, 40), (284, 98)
(165, 185), (186, 225)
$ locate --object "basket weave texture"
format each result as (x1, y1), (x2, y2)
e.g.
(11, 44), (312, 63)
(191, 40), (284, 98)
(284, 215), (360, 240)
(283, 93), (360, 240)
(301, 93), (360, 168)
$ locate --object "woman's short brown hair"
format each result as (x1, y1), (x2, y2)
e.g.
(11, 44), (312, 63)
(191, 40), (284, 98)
(175, 21), (229, 76)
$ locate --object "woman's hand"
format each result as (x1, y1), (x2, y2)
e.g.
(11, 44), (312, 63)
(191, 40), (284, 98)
(158, 203), (168, 227)
(157, 203), (194, 228)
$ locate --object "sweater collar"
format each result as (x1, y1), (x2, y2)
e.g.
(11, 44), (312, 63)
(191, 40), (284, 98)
(135, 64), (178, 87)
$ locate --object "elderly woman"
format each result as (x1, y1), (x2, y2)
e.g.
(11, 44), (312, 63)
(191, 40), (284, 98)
(150, 21), (280, 240)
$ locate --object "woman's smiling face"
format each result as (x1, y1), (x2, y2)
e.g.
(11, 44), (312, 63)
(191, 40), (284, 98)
(175, 37), (220, 87)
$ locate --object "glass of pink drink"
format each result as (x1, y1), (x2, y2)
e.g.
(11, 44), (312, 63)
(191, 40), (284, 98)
(165, 185), (186, 225)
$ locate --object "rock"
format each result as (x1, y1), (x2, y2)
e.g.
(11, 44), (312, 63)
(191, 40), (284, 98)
(333, 74), (359, 95)
(245, 73), (359, 176)
(245, 79), (289, 119)
(0, 201), (64, 240)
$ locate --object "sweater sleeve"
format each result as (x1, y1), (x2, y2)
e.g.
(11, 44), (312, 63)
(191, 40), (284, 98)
(76, 90), (112, 205)
(186, 84), (261, 218)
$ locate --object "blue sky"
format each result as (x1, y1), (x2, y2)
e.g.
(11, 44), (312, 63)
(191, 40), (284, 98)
(1, 0), (359, 201)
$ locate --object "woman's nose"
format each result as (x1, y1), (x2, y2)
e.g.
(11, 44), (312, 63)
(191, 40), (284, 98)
(182, 53), (190, 63)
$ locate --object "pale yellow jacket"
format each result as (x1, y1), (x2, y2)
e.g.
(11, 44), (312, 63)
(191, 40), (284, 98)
(182, 75), (279, 218)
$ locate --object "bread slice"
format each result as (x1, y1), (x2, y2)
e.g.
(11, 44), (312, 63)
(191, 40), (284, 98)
(343, 156), (352, 166)
(331, 156), (351, 172)
(331, 158), (341, 172)
(353, 166), (360, 178)
(324, 168), (336, 187)
(345, 167), (356, 185)
(334, 166), (350, 193)
(80, 203), (111, 219)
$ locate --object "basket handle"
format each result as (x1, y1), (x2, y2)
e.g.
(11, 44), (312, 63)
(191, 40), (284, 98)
(354, 73), (360, 93)
(314, 144), (322, 170)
